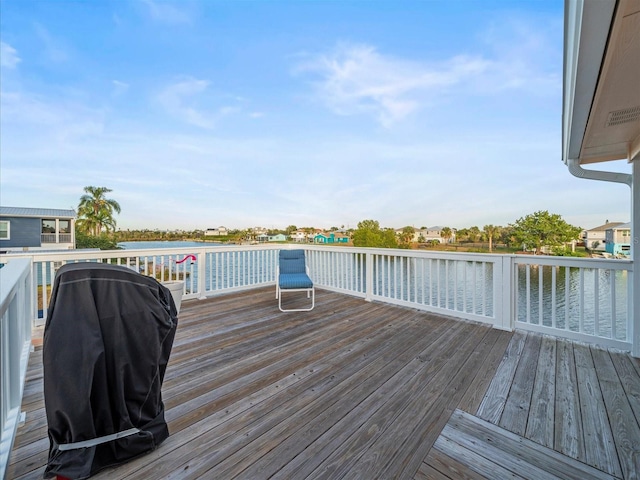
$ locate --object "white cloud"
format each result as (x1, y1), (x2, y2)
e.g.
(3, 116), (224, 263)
(156, 78), (214, 128)
(140, 0), (192, 24)
(474, 15), (562, 95)
(295, 43), (490, 127)
(33, 23), (69, 63)
(156, 77), (240, 129)
(112, 80), (129, 97)
(0, 42), (21, 69)
(294, 16), (561, 128)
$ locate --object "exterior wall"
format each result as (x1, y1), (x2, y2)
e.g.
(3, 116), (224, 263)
(0, 217), (41, 249)
(0, 216), (75, 252)
(605, 227), (631, 256)
(584, 231), (607, 250)
(614, 228), (631, 244)
(204, 227), (228, 236)
(268, 234), (287, 242)
(605, 229), (613, 254)
(415, 229), (444, 243)
(315, 234), (335, 243)
(291, 232), (307, 242)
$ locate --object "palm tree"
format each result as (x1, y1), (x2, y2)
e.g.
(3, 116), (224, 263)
(399, 226), (415, 247)
(483, 224), (502, 252)
(77, 186), (121, 236)
(440, 227), (452, 244)
(468, 226), (482, 243)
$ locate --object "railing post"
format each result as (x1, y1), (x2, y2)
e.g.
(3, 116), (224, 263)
(365, 251), (374, 302)
(493, 255), (515, 331)
(504, 255), (515, 331)
(0, 258), (33, 480)
(197, 249), (207, 299)
(631, 158), (639, 357)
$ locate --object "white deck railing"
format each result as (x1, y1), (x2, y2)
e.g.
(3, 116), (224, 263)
(2, 245), (631, 349)
(0, 245), (634, 475)
(0, 258), (33, 480)
(513, 255), (632, 349)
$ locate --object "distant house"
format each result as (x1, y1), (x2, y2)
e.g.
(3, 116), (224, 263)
(0, 206), (76, 253)
(290, 231), (309, 243)
(413, 226), (451, 244)
(582, 222), (624, 251)
(605, 222), (631, 257)
(333, 233), (349, 244)
(314, 233), (331, 244)
(314, 232), (349, 244)
(268, 234), (288, 242)
(204, 226), (228, 236)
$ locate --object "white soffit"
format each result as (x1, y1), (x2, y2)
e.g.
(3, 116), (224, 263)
(580, 0), (640, 164)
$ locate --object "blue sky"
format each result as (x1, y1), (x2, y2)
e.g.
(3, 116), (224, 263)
(0, 0), (632, 231)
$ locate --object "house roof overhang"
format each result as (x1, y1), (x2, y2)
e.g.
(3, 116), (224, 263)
(562, 0), (640, 166)
(0, 206), (77, 219)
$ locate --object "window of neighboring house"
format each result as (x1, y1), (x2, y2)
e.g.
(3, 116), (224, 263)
(42, 219), (56, 233)
(59, 219), (71, 233)
(0, 220), (10, 240)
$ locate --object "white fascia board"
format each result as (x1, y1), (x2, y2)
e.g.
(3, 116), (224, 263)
(562, 0), (616, 164)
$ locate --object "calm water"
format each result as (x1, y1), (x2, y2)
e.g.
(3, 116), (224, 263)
(118, 240), (214, 249)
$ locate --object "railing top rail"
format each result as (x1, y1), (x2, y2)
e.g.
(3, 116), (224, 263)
(0, 257), (31, 318)
(302, 245), (508, 262)
(512, 254), (632, 270)
(4, 246), (630, 269)
(0, 244), (283, 261)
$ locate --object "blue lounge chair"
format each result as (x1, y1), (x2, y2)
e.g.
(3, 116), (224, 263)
(276, 249), (315, 312)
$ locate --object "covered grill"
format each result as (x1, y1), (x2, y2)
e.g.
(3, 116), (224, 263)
(43, 263), (178, 479)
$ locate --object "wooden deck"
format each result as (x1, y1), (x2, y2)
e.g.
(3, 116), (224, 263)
(7, 288), (640, 479)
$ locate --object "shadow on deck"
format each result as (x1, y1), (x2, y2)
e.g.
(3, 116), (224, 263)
(8, 288), (640, 479)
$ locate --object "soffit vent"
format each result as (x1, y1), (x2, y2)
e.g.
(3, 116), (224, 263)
(606, 106), (640, 126)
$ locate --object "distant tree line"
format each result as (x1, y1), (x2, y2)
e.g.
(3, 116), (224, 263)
(352, 211), (582, 255)
(73, 186), (582, 256)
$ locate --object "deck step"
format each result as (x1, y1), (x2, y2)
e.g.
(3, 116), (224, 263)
(428, 409), (620, 480)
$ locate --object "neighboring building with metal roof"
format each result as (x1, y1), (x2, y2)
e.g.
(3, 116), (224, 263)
(0, 206), (76, 252)
(582, 221), (626, 251)
(605, 222), (632, 257)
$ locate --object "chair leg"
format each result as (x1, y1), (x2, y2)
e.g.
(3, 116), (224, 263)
(278, 287), (314, 312)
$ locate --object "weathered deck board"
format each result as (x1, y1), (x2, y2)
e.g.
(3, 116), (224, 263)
(554, 338), (585, 461)
(450, 330), (639, 480)
(335, 324), (494, 480)
(574, 342), (622, 477)
(609, 349), (640, 425)
(8, 287), (640, 480)
(457, 329), (514, 415)
(422, 448), (487, 480)
(390, 328), (509, 480)
(498, 332), (541, 435)
(235, 317), (457, 480)
(275, 322), (483, 480)
(476, 330), (527, 423)
(524, 334), (556, 448)
(136, 312), (448, 479)
(591, 347), (640, 480)
(434, 409), (618, 480)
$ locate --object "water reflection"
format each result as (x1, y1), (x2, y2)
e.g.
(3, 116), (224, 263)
(516, 265), (628, 341)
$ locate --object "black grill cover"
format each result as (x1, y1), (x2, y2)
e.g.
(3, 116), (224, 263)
(43, 263), (178, 479)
